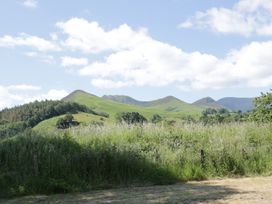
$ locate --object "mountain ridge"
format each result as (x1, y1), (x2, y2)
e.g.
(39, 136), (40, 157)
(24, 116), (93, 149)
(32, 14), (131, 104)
(63, 90), (255, 113)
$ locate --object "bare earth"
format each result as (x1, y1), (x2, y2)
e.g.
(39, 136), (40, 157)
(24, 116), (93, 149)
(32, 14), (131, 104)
(2, 176), (272, 204)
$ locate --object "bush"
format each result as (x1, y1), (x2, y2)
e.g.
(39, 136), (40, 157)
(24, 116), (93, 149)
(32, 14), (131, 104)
(56, 114), (79, 129)
(116, 112), (147, 124)
(151, 114), (162, 124)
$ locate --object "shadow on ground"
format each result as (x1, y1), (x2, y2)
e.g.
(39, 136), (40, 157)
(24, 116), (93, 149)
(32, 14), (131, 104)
(0, 181), (247, 204)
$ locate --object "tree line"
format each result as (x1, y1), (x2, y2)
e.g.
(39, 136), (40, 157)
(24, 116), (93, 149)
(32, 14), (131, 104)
(0, 100), (95, 138)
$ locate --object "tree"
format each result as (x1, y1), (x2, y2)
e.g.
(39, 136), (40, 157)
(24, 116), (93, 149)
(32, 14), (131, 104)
(251, 90), (272, 122)
(56, 114), (79, 129)
(151, 114), (162, 124)
(116, 112), (147, 124)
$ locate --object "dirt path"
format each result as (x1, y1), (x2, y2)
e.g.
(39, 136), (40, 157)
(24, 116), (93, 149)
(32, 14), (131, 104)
(2, 176), (272, 203)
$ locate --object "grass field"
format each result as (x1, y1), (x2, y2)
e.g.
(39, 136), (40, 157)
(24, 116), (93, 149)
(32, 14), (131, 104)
(1, 122), (272, 197)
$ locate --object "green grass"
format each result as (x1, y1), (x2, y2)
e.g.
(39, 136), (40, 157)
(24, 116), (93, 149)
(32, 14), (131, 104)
(63, 90), (203, 120)
(33, 112), (108, 132)
(1, 122), (272, 197)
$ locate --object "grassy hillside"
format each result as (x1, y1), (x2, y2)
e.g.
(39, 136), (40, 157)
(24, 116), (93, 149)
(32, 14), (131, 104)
(218, 97), (254, 112)
(34, 112), (108, 132)
(193, 97), (226, 109)
(62, 90), (203, 120)
(103, 94), (203, 113)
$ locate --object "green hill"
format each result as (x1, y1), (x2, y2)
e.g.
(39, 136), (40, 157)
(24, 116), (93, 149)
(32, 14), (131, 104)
(102, 95), (149, 106)
(217, 97), (254, 112)
(192, 97), (226, 109)
(62, 90), (203, 120)
(103, 94), (202, 113)
(34, 112), (108, 131)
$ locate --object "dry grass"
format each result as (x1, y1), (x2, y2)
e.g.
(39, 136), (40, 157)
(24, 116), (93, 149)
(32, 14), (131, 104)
(2, 176), (272, 203)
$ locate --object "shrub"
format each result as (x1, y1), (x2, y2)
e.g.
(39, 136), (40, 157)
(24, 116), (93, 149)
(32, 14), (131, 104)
(116, 112), (147, 124)
(56, 114), (79, 129)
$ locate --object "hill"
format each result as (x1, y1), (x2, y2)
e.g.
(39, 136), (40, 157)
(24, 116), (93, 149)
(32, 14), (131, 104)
(62, 90), (203, 120)
(103, 94), (202, 112)
(192, 97), (226, 109)
(102, 95), (149, 106)
(217, 97), (254, 112)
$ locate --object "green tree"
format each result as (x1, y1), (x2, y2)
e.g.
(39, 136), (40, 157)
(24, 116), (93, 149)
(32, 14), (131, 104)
(56, 114), (79, 129)
(252, 90), (272, 122)
(151, 114), (162, 124)
(116, 112), (147, 125)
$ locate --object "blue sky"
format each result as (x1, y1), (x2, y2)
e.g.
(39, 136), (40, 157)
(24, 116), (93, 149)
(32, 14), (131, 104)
(0, 0), (272, 109)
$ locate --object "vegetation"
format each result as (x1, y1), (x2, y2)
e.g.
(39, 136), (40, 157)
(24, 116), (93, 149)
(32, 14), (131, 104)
(199, 108), (246, 125)
(0, 123), (271, 197)
(251, 90), (272, 122)
(0, 90), (271, 198)
(0, 100), (95, 138)
(63, 90), (203, 121)
(151, 114), (162, 124)
(116, 112), (147, 124)
(56, 114), (80, 129)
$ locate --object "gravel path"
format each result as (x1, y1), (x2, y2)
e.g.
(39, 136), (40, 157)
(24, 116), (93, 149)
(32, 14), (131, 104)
(2, 176), (272, 203)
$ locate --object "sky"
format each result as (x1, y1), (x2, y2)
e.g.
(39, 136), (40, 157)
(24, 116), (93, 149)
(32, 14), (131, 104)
(1, 0), (272, 109)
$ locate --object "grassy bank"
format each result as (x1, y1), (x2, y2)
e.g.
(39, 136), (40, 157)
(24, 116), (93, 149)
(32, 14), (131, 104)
(0, 122), (272, 197)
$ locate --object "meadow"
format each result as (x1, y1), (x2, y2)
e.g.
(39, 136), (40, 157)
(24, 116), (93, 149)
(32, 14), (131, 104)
(1, 122), (272, 197)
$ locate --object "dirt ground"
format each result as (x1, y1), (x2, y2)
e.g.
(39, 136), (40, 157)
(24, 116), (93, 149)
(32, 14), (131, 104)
(1, 176), (272, 204)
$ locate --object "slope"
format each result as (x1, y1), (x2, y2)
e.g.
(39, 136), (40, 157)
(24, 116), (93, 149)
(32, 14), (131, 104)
(217, 97), (254, 112)
(192, 97), (226, 109)
(62, 90), (203, 120)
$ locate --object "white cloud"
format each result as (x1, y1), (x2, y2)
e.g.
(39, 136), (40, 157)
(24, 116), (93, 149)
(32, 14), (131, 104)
(179, 0), (272, 36)
(7, 84), (41, 91)
(56, 18), (149, 53)
(2, 17), (272, 92)
(76, 19), (272, 90)
(0, 33), (60, 51)
(24, 52), (55, 64)
(26, 89), (69, 102)
(61, 56), (88, 67)
(91, 79), (132, 89)
(24, 52), (38, 57)
(0, 85), (68, 110)
(22, 0), (38, 8)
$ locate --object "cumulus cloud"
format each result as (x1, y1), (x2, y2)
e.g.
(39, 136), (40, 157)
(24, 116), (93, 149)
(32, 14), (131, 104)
(63, 18), (271, 90)
(178, 0), (272, 36)
(2, 17), (272, 92)
(0, 85), (68, 110)
(56, 18), (149, 53)
(91, 79), (132, 89)
(0, 33), (60, 51)
(61, 56), (88, 67)
(22, 0), (38, 8)
(26, 89), (69, 102)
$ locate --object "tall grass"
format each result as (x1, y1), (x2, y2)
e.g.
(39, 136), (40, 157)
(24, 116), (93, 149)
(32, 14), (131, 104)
(1, 122), (272, 197)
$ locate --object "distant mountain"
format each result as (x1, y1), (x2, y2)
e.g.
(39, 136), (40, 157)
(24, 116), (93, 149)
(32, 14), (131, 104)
(192, 97), (226, 109)
(64, 90), (254, 117)
(62, 90), (203, 119)
(217, 97), (254, 112)
(103, 95), (202, 113)
(102, 95), (149, 106)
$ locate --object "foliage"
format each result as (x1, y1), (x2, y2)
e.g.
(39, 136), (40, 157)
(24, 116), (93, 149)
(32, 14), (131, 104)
(151, 114), (162, 124)
(251, 90), (272, 122)
(56, 114), (79, 129)
(200, 108), (246, 125)
(116, 112), (147, 124)
(0, 100), (98, 138)
(0, 122), (27, 139)
(1, 123), (272, 197)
